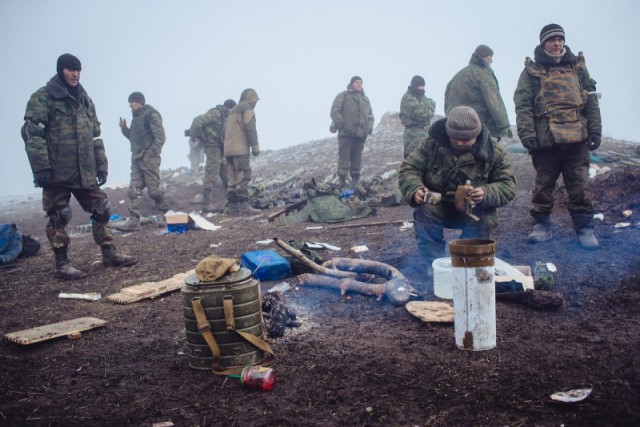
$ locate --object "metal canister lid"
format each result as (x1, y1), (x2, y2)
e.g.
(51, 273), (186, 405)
(184, 267), (253, 289)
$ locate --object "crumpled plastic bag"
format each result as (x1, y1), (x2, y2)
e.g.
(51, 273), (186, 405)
(195, 255), (240, 282)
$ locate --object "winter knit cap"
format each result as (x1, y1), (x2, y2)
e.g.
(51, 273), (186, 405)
(128, 92), (146, 104)
(474, 44), (494, 58)
(539, 23), (565, 45)
(56, 53), (81, 78)
(223, 99), (236, 109)
(410, 75), (426, 87)
(350, 75), (363, 85)
(445, 106), (482, 141)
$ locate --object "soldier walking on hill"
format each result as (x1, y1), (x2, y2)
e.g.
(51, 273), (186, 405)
(21, 53), (136, 280)
(399, 75), (436, 158)
(514, 24), (602, 249)
(330, 76), (374, 186)
(115, 92), (171, 232)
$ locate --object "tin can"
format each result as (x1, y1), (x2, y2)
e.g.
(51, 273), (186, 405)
(241, 366), (276, 392)
(533, 262), (556, 290)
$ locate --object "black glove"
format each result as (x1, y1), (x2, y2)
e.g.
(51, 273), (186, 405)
(521, 138), (539, 152)
(34, 169), (52, 188)
(588, 133), (601, 151)
(97, 171), (108, 186)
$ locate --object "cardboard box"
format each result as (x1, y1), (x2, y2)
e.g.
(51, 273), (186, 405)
(164, 212), (195, 234)
(495, 265), (534, 290)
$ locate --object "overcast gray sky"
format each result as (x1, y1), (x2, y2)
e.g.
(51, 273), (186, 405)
(2, 0), (638, 198)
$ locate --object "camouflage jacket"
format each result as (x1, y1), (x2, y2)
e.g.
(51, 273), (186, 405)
(399, 88), (436, 129)
(224, 89), (259, 157)
(514, 45), (602, 149)
(194, 105), (228, 149)
(444, 54), (511, 138)
(121, 104), (165, 160)
(23, 75), (107, 189)
(330, 86), (374, 139)
(399, 117), (516, 208)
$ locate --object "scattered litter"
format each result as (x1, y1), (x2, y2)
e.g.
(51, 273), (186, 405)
(152, 421), (175, 427)
(256, 239), (274, 245)
(209, 243), (222, 248)
(110, 213), (121, 221)
(406, 301), (454, 323)
(106, 270), (194, 304)
(593, 213), (604, 221)
(119, 199), (125, 204)
(189, 212), (221, 231)
(304, 242), (341, 251)
(268, 282), (291, 293)
(351, 245), (369, 253)
(5, 317), (107, 345)
(399, 221), (413, 230)
(550, 387), (593, 403)
(305, 226), (323, 230)
(58, 292), (101, 301)
(623, 209), (633, 218)
(614, 222), (631, 228)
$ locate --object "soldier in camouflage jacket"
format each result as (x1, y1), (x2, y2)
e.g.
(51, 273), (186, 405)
(399, 75), (436, 158)
(22, 54), (136, 280)
(514, 24), (602, 249)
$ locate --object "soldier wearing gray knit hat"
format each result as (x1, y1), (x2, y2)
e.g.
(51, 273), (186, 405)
(539, 24), (565, 46)
(445, 106), (482, 140)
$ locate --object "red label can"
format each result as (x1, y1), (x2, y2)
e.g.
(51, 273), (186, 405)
(241, 366), (276, 392)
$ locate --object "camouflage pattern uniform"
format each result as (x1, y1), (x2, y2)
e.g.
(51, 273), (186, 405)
(399, 87), (436, 158)
(190, 105), (229, 208)
(399, 117), (516, 261)
(445, 53), (512, 139)
(22, 74), (114, 251)
(330, 84), (374, 183)
(187, 115), (205, 173)
(514, 45), (601, 231)
(224, 89), (260, 213)
(121, 104), (169, 218)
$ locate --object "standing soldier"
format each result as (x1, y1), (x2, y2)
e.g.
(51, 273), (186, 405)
(514, 24), (602, 249)
(399, 75), (436, 158)
(330, 76), (374, 187)
(115, 92), (171, 232)
(445, 45), (512, 140)
(187, 115), (205, 174)
(21, 53), (136, 280)
(224, 89), (261, 216)
(190, 99), (236, 213)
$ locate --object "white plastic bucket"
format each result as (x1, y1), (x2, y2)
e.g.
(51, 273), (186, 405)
(432, 257), (453, 300)
(449, 239), (496, 351)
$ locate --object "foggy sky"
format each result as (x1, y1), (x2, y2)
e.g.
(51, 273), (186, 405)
(1, 0), (639, 198)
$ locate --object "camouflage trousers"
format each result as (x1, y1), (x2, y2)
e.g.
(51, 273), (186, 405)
(128, 153), (169, 218)
(530, 142), (593, 229)
(226, 155), (252, 202)
(203, 143), (228, 194)
(403, 127), (427, 158)
(337, 136), (365, 180)
(42, 186), (114, 250)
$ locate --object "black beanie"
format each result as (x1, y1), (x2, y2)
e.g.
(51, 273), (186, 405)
(56, 53), (81, 79)
(410, 75), (426, 87)
(350, 75), (363, 85)
(223, 99), (236, 109)
(128, 92), (146, 104)
(540, 23), (565, 45)
(474, 44), (494, 57)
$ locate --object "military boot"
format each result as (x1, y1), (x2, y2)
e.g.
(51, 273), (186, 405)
(53, 248), (87, 280)
(101, 245), (137, 267)
(577, 228), (599, 250)
(527, 223), (552, 243)
(113, 216), (141, 232)
(235, 201), (262, 216)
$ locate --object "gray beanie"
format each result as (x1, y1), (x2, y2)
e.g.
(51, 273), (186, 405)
(445, 106), (482, 140)
(474, 45), (494, 57)
(539, 23), (565, 46)
(128, 91), (145, 104)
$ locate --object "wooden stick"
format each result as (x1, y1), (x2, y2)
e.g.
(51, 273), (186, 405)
(273, 237), (358, 279)
(326, 219), (411, 230)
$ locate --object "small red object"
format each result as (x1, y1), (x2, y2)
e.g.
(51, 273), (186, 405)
(241, 366), (276, 391)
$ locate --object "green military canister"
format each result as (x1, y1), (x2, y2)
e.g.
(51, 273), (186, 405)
(181, 267), (267, 371)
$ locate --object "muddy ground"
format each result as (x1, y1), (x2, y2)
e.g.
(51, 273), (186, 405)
(1, 138), (639, 426)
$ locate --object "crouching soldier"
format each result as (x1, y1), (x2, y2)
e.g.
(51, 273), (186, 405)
(22, 53), (137, 280)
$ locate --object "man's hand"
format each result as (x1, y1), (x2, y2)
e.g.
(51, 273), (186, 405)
(413, 187), (428, 205)
(34, 169), (52, 188)
(468, 187), (485, 204)
(119, 117), (127, 129)
(588, 133), (601, 151)
(97, 171), (108, 186)
(521, 137), (539, 152)
(251, 145), (260, 156)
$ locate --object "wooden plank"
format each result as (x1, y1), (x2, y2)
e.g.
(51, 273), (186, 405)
(5, 317), (107, 345)
(106, 270), (194, 304)
(405, 301), (454, 323)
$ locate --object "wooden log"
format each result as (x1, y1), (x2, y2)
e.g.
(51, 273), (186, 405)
(326, 219), (411, 230)
(273, 237), (359, 279)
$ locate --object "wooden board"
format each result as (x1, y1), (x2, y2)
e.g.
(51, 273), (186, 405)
(106, 270), (194, 304)
(405, 301), (454, 323)
(5, 317), (107, 345)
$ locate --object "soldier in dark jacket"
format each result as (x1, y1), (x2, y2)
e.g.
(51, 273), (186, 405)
(115, 92), (170, 231)
(21, 54), (136, 280)
(399, 107), (515, 265)
(514, 24), (602, 249)
(445, 45), (512, 140)
(399, 75), (436, 158)
(330, 76), (374, 186)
